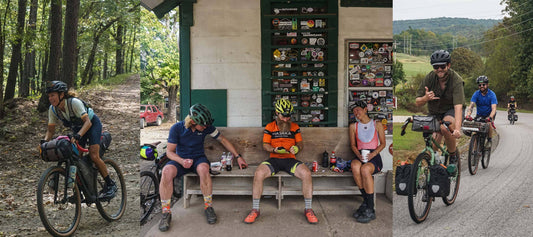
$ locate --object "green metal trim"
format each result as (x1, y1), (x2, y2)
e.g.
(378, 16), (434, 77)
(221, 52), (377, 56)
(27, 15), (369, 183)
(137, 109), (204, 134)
(179, 2), (193, 120)
(151, 0), (197, 19)
(340, 0), (392, 8)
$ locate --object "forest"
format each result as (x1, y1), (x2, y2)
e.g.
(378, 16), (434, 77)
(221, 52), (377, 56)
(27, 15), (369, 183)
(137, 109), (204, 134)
(394, 0), (533, 109)
(0, 0), (140, 118)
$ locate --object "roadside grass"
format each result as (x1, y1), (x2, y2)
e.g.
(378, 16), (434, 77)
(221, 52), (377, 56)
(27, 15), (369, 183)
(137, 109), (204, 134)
(82, 73), (137, 91)
(393, 108), (426, 116)
(396, 53), (431, 79)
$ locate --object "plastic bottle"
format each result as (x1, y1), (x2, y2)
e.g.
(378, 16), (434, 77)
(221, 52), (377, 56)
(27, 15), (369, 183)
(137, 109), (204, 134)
(322, 150), (329, 168)
(68, 165), (77, 188)
(226, 153), (233, 171)
(220, 152), (227, 171)
(330, 151), (336, 167)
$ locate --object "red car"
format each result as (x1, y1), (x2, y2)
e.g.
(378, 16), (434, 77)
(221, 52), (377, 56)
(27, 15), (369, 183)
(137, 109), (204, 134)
(140, 104), (164, 129)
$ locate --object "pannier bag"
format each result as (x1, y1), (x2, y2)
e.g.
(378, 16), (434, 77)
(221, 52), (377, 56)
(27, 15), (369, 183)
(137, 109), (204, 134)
(411, 116), (440, 133)
(99, 131), (112, 157)
(395, 164), (412, 196)
(428, 164), (450, 197)
(40, 136), (73, 162)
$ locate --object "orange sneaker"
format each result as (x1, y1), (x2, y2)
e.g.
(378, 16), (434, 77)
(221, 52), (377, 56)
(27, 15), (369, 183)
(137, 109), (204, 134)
(244, 209), (260, 224)
(305, 209), (318, 224)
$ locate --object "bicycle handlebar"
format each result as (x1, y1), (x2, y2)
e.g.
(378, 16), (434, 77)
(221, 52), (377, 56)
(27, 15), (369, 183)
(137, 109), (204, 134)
(400, 117), (412, 136)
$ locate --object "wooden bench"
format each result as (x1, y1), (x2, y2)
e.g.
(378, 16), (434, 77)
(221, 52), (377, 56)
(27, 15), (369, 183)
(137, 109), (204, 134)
(183, 165), (379, 209)
(180, 126), (390, 209)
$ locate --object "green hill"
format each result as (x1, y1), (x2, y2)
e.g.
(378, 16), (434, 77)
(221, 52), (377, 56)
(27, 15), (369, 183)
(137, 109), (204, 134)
(393, 17), (501, 36)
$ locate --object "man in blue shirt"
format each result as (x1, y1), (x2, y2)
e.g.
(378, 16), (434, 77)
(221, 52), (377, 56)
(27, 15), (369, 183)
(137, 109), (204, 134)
(465, 75), (497, 145)
(158, 104), (248, 231)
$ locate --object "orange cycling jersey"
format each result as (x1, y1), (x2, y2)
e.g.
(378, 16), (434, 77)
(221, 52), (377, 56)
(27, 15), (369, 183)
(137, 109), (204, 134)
(263, 121), (302, 159)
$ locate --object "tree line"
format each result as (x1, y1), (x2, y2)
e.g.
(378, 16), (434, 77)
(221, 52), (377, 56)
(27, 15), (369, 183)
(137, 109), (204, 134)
(0, 0), (140, 118)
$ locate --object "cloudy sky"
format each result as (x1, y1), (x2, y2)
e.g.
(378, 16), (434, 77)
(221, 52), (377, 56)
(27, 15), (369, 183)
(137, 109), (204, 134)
(394, 0), (507, 21)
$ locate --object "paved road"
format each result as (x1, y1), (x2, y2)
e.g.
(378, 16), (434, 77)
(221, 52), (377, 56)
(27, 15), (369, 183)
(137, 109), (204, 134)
(393, 111), (533, 236)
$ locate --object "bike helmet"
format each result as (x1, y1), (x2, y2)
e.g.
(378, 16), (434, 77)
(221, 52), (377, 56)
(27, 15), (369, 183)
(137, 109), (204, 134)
(349, 100), (367, 111)
(189, 103), (214, 126)
(510, 96), (515, 101)
(275, 99), (293, 116)
(476, 75), (489, 84)
(140, 146), (158, 161)
(46, 81), (68, 94)
(430, 50), (451, 65)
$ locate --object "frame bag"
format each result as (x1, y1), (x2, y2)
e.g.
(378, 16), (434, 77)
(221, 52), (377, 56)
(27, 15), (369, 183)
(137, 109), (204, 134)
(40, 137), (73, 162)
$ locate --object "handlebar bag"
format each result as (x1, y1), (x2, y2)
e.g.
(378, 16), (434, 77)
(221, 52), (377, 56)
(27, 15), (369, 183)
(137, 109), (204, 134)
(428, 164), (450, 197)
(395, 164), (412, 196)
(40, 137), (73, 162)
(412, 116), (440, 133)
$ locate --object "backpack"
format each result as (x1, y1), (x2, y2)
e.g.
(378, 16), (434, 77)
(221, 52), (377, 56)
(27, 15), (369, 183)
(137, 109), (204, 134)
(52, 97), (92, 129)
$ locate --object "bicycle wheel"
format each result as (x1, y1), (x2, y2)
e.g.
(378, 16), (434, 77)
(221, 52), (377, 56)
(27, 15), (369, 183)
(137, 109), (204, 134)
(140, 171), (159, 225)
(467, 135), (480, 175)
(96, 159), (127, 221)
(408, 152), (432, 223)
(37, 166), (81, 237)
(482, 139), (491, 169)
(443, 150), (461, 205)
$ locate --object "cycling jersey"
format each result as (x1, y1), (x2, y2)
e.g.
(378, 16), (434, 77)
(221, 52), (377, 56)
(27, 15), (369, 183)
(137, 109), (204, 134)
(48, 97), (94, 127)
(168, 121), (220, 158)
(508, 100), (516, 109)
(263, 121), (302, 159)
(470, 89), (497, 117)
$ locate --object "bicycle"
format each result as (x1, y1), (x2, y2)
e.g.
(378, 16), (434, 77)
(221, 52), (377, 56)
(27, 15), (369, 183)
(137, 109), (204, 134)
(462, 116), (493, 175)
(508, 107), (517, 125)
(400, 116), (461, 223)
(37, 135), (127, 237)
(139, 141), (183, 225)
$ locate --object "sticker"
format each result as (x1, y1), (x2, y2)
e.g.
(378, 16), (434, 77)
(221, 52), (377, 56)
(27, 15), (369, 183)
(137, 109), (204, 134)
(301, 38), (309, 45)
(318, 71), (324, 77)
(315, 19), (322, 28)
(273, 49), (281, 60)
(359, 52), (365, 58)
(302, 101), (309, 107)
(360, 44), (368, 51)
(272, 18), (279, 27)
(379, 91), (387, 97)
(384, 78), (392, 87)
(307, 20), (315, 28)
(350, 43), (359, 49)
(372, 92), (379, 99)
(317, 38), (325, 45)
(316, 97), (323, 103)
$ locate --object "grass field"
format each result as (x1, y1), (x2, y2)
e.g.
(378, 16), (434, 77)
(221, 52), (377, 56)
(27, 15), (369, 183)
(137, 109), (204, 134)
(395, 53), (432, 80)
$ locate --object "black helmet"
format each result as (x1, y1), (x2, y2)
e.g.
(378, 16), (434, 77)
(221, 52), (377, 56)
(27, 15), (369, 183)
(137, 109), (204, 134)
(430, 50), (451, 65)
(46, 81), (68, 94)
(189, 104), (214, 126)
(349, 100), (367, 111)
(476, 75), (489, 84)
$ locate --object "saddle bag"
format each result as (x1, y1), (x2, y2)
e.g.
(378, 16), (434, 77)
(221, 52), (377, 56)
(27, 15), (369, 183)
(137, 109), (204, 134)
(40, 137), (73, 162)
(411, 116), (440, 133)
(395, 164), (412, 196)
(428, 164), (450, 197)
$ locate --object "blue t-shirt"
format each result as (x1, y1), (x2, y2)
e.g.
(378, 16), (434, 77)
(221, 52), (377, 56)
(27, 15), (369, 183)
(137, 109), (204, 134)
(167, 121), (220, 158)
(471, 89), (498, 117)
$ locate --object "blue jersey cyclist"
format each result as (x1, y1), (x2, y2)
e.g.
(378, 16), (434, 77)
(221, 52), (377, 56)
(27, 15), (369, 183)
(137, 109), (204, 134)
(44, 81), (117, 200)
(466, 75), (497, 146)
(158, 104), (248, 232)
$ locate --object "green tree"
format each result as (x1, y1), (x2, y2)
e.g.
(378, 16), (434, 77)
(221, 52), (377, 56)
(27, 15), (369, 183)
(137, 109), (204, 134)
(392, 59), (406, 93)
(140, 8), (180, 122)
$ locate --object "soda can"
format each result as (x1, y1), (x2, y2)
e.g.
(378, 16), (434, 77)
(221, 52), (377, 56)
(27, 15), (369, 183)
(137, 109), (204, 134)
(312, 161), (318, 172)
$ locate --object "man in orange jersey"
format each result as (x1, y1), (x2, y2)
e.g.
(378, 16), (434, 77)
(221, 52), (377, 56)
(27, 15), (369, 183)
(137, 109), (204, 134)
(243, 99), (317, 224)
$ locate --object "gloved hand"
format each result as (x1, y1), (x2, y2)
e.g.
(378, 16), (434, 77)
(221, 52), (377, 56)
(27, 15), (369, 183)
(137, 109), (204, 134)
(290, 145), (300, 154)
(273, 147), (289, 154)
(465, 115), (473, 121)
(70, 133), (81, 143)
(40, 139), (47, 145)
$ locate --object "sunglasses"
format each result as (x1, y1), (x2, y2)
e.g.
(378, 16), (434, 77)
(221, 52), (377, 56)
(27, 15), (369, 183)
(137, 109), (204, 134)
(478, 83), (487, 87)
(433, 64), (447, 70)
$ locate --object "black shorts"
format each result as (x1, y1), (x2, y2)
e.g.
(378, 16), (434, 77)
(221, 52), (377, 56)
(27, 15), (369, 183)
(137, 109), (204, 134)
(436, 108), (462, 121)
(354, 149), (383, 175)
(261, 158), (303, 176)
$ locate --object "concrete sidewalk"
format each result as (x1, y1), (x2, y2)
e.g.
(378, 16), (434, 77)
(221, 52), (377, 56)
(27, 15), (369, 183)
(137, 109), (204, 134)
(142, 194), (392, 237)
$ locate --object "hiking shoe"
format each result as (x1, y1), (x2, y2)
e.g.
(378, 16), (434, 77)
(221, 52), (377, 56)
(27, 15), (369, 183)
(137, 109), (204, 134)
(304, 208), (318, 224)
(356, 208), (376, 223)
(244, 209), (260, 224)
(205, 207), (217, 224)
(353, 202), (368, 219)
(159, 212), (172, 232)
(98, 181), (117, 200)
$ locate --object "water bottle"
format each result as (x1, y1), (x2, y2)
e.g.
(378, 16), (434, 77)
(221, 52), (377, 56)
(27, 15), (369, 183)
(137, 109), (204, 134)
(68, 165), (77, 188)
(220, 152), (227, 170)
(322, 150), (329, 168)
(434, 152), (443, 164)
(226, 153), (233, 171)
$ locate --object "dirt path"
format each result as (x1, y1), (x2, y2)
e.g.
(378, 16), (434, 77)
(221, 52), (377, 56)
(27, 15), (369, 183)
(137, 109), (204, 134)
(0, 75), (140, 236)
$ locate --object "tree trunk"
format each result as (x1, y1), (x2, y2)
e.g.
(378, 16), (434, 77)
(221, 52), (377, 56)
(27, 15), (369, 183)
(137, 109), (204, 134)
(115, 21), (124, 75)
(167, 85), (178, 123)
(128, 27), (137, 72)
(38, 0), (62, 112)
(81, 18), (119, 85)
(4, 0), (27, 101)
(21, 0), (38, 98)
(61, 0), (79, 88)
(103, 52), (108, 79)
(0, 0), (11, 118)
